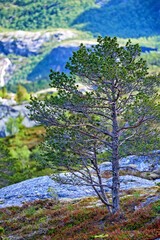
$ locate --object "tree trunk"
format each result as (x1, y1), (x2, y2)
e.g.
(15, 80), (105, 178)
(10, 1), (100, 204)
(112, 103), (120, 214)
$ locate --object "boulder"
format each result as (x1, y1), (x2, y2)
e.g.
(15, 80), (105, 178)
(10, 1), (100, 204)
(145, 172), (160, 180)
(120, 154), (160, 172)
(98, 153), (160, 174)
(137, 196), (160, 209)
(98, 161), (112, 172)
(153, 168), (160, 175)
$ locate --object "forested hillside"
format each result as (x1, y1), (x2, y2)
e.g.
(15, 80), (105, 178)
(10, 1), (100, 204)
(0, 0), (96, 31)
(73, 0), (160, 38)
(0, 0), (159, 91)
(0, 0), (159, 38)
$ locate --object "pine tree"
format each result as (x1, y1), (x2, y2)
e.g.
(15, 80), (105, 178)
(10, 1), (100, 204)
(29, 36), (160, 214)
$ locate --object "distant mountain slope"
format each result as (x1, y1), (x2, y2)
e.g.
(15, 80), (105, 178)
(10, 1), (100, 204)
(73, 0), (160, 38)
(0, 0), (159, 38)
(0, 29), (95, 92)
(0, 0), (95, 30)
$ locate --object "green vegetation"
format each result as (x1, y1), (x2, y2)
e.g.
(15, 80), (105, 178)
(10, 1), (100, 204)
(0, 125), (54, 189)
(141, 51), (160, 75)
(118, 36), (160, 50)
(2, 33), (159, 94)
(73, 0), (160, 38)
(6, 114), (24, 135)
(0, 0), (159, 93)
(15, 84), (30, 103)
(0, 0), (159, 38)
(0, 0), (96, 31)
(0, 86), (8, 98)
(0, 194), (160, 239)
(118, 36), (160, 75)
(29, 36), (160, 214)
(4, 29), (94, 91)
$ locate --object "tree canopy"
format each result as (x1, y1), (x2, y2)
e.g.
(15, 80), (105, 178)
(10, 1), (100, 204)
(29, 36), (160, 214)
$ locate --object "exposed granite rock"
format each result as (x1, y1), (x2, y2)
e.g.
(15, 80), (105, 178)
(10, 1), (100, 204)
(0, 176), (95, 208)
(0, 56), (14, 86)
(0, 97), (16, 106)
(99, 156), (159, 173)
(153, 169), (160, 175)
(143, 172), (160, 180)
(120, 154), (160, 172)
(0, 174), (160, 209)
(137, 195), (160, 209)
(0, 30), (77, 57)
(99, 153), (160, 180)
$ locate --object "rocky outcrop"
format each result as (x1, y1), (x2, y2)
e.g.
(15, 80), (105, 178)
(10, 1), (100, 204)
(0, 56), (13, 87)
(0, 176), (95, 208)
(0, 30), (77, 57)
(0, 152), (160, 208)
(0, 30), (95, 84)
(0, 104), (36, 137)
(0, 174), (159, 208)
(99, 153), (160, 180)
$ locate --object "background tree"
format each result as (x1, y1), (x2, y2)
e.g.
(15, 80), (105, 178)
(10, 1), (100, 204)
(6, 114), (24, 136)
(16, 84), (30, 103)
(29, 36), (160, 214)
(0, 86), (8, 99)
(0, 142), (11, 188)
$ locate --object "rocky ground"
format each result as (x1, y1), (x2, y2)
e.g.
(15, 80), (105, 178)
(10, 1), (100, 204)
(0, 153), (159, 209)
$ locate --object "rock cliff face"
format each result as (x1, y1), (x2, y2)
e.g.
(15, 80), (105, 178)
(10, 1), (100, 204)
(0, 30), (77, 57)
(0, 29), (79, 85)
(0, 56), (14, 87)
(0, 30), (95, 85)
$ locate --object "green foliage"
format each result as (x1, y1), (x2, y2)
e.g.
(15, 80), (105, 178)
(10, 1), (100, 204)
(0, 86), (9, 99)
(118, 36), (160, 51)
(93, 234), (109, 238)
(1, 86), (7, 98)
(0, 0), (159, 94)
(16, 84), (30, 103)
(141, 51), (160, 74)
(29, 36), (160, 213)
(10, 145), (31, 171)
(152, 201), (160, 214)
(0, 0), (159, 38)
(22, 206), (36, 218)
(73, 0), (160, 38)
(47, 186), (58, 200)
(0, 143), (9, 188)
(0, 226), (4, 236)
(0, 0), (95, 31)
(6, 114), (24, 135)
(0, 125), (53, 188)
